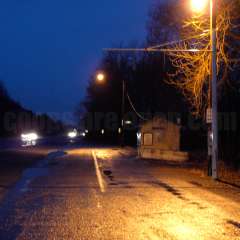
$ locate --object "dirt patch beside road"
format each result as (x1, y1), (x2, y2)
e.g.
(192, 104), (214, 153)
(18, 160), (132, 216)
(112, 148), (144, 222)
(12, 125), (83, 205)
(143, 152), (240, 189)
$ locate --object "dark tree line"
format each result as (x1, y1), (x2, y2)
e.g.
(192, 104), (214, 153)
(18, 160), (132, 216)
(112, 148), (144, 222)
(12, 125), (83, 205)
(0, 81), (65, 137)
(79, 49), (192, 145)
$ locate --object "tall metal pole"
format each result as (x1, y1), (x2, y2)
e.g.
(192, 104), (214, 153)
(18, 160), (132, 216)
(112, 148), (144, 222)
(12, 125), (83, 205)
(211, 0), (218, 179)
(121, 79), (125, 147)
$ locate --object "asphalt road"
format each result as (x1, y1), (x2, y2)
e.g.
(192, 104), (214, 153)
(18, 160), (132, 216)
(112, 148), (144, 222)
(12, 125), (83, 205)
(0, 146), (240, 239)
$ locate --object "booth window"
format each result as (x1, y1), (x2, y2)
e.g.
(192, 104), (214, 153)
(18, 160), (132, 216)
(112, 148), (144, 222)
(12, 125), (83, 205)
(143, 133), (153, 146)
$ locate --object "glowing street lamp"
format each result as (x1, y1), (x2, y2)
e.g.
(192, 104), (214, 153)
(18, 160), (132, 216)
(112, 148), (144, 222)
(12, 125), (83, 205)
(96, 73), (105, 83)
(191, 0), (208, 13)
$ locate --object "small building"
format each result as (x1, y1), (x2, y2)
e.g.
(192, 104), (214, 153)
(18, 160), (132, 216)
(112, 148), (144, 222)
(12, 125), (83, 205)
(138, 117), (188, 162)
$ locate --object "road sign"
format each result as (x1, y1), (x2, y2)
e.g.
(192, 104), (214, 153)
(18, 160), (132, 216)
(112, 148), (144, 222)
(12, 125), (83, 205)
(206, 108), (212, 123)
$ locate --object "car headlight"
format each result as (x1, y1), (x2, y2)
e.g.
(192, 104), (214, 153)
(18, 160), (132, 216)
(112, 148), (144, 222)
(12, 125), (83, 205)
(21, 133), (39, 141)
(68, 131), (77, 138)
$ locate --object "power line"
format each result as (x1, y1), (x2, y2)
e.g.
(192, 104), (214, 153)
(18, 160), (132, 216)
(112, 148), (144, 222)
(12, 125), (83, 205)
(104, 48), (210, 53)
(126, 92), (148, 121)
(104, 32), (210, 53)
(148, 32), (209, 49)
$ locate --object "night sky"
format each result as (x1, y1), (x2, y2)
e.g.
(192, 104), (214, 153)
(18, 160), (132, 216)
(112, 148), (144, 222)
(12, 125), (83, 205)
(0, 0), (154, 122)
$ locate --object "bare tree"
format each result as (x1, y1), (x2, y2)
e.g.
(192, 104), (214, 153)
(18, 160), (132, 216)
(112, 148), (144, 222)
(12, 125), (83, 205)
(165, 0), (240, 116)
(147, 0), (185, 45)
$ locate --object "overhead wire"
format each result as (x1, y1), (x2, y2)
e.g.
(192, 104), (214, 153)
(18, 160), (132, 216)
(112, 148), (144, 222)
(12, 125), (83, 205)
(126, 91), (149, 121)
(104, 32), (210, 53)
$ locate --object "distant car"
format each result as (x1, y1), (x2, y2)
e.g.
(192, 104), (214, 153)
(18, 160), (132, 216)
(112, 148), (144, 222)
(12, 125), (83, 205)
(21, 132), (39, 147)
(68, 129), (78, 139)
(67, 129), (78, 143)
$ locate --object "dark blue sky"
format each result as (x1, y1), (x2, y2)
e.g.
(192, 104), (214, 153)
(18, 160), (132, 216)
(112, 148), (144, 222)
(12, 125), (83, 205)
(0, 0), (153, 122)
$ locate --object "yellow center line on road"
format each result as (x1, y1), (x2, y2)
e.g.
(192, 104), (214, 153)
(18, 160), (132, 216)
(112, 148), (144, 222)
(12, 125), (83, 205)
(92, 150), (106, 193)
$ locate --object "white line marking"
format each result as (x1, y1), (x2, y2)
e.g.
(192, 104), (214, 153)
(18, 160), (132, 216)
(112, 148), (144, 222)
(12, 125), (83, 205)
(92, 150), (106, 193)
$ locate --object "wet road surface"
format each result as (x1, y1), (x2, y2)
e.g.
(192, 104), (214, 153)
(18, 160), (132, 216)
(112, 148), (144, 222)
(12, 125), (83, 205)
(0, 147), (239, 239)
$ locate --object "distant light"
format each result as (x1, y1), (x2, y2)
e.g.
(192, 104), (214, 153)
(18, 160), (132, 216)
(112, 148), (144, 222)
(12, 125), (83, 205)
(80, 132), (86, 137)
(101, 129), (105, 135)
(68, 130), (77, 138)
(96, 73), (105, 82)
(21, 132), (39, 146)
(210, 132), (213, 140)
(137, 132), (141, 141)
(85, 129), (89, 133)
(125, 120), (132, 125)
(21, 132), (38, 142)
(191, 0), (208, 13)
(118, 128), (122, 134)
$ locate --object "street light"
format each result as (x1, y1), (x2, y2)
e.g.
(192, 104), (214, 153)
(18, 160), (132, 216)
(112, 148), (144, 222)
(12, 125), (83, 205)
(191, 0), (218, 179)
(96, 73), (105, 83)
(191, 0), (208, 12)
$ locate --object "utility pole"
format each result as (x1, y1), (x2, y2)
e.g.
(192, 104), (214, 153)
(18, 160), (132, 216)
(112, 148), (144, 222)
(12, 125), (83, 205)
(121, 79), (125, 147)
(211, 0), (218, 179)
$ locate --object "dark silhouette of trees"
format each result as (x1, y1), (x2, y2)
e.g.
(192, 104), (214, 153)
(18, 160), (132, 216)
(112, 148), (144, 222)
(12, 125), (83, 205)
(146, 0), (184, 45)
(78, 47), (188, 144)
(0, 81), (9, 99)
(0, 81), (65, 137)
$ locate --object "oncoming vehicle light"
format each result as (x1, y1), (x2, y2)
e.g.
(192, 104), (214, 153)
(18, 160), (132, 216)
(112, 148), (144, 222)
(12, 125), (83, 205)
(21, 132), (39, 142)
(21, 132), (39, 146)
(68, 130), (77, 139)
